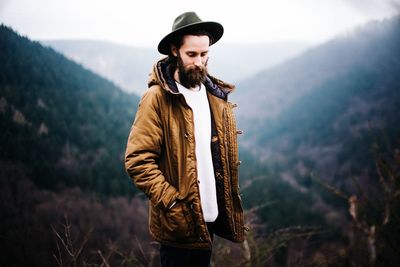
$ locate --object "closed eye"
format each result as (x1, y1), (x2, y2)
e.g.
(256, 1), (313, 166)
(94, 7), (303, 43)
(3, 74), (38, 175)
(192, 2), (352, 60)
(186, 51), (208, 58)
(187, 52), (197, 57)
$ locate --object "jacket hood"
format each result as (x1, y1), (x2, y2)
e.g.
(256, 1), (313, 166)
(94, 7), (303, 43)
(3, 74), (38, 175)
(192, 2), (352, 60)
(148, 57), (235, 100)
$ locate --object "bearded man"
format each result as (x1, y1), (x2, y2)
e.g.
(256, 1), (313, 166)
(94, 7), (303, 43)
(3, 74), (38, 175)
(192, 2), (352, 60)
(125, 11), (245, 267)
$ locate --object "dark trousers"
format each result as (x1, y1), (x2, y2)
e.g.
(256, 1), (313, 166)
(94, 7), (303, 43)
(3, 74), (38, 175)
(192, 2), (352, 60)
(160, 223), (214, 267)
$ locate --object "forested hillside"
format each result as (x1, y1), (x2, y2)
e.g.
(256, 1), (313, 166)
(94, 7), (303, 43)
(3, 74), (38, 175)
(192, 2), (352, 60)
(0, 25), (147, 267)
(234, 16), (400, 188)
(0, 25), (139, 196)
(232, 16), (400, 266)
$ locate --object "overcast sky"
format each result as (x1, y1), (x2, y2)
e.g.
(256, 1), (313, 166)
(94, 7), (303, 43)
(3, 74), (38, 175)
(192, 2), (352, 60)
(0, 0), (399, 48)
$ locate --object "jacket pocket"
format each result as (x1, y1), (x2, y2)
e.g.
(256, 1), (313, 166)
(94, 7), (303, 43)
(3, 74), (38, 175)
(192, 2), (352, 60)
(159, 201), (196, 242)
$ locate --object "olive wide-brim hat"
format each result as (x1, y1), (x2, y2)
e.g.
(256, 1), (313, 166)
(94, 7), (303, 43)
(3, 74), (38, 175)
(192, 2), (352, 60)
(158, 11), (224, 55)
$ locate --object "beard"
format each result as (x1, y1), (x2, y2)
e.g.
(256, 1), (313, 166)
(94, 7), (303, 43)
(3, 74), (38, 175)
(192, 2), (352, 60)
(177, 53), (208, 89)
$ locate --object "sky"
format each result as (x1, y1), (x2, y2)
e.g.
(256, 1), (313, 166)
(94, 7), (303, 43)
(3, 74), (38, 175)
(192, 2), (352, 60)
(0, 0), (399, 48)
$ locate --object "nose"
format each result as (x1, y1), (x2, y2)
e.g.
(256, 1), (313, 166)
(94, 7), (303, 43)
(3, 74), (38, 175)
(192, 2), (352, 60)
(194, 55), (202, 67)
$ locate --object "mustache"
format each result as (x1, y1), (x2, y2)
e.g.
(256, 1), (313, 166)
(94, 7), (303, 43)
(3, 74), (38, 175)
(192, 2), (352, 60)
(187, 58), (209, 70)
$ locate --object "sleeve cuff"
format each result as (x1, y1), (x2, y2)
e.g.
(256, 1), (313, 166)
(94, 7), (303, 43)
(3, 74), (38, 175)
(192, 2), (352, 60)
(159, 186), (179, 210)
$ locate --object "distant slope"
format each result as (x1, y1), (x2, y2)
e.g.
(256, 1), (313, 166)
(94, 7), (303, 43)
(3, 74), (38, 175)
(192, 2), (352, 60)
(43, 39), (309, 94)
(208, 41), (309, 82)
(234, 16), (400, 187)
(0, 24), (140, 196)
(234, 16), (400, 122)
(42, 39), (160, 95)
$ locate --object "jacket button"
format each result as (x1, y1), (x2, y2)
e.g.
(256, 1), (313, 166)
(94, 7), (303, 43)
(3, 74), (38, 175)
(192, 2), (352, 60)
(236, 130), (243, 135)
(184, 133), (189, 139)
(237, 161), (242, 166)
(232, 103), (238, 108)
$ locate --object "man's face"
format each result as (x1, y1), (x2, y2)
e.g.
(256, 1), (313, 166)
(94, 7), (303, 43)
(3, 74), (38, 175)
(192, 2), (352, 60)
(172, 35), (209, 88)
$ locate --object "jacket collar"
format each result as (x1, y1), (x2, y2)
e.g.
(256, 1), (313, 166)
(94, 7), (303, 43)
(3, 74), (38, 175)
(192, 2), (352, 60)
(148, 57), (235, 101)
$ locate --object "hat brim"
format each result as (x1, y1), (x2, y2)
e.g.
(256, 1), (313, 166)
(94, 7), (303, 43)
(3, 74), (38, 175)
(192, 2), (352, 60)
(158, 21), (224, 55)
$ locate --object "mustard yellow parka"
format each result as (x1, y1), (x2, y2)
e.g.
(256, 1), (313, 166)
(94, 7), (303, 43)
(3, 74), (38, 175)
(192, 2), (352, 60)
(125, 57), (244, 249)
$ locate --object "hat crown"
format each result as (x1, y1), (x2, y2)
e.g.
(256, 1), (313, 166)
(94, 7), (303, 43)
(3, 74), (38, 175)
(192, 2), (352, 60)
(172, 12), (202, 31)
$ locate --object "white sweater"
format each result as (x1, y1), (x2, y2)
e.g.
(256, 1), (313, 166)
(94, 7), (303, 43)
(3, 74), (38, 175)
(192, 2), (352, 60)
(177, 82), (218, 222)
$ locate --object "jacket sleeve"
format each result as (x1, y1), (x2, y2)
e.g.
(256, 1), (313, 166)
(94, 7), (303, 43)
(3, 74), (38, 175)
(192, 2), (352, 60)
(125, 88), (178, 210)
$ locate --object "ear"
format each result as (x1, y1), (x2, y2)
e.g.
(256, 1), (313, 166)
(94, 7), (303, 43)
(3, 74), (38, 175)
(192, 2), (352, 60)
(171, 45), (178, 57)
